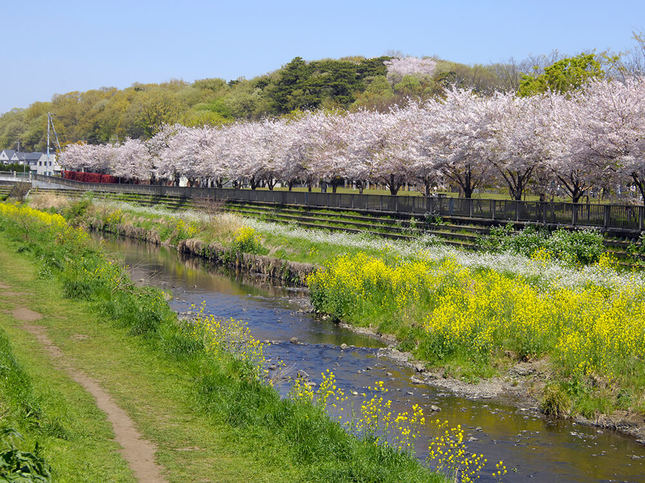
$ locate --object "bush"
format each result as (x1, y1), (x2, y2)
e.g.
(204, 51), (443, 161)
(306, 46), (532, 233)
(231, 227), (266, 255)
(0, 430), (51, 482)
(62, 199), (91, 222)
(63, 170), (117, 184)
(8, 183), (31, 202)
(541, 385), (571, 418)
(478, 224), (605, 265)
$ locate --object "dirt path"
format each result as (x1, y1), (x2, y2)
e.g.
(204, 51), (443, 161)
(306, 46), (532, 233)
(11, 307), (167, 483)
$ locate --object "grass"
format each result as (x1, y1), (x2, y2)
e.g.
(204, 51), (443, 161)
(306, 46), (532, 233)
(224, 185), (622, 203)
(307, 252), (645, 418)
(25, 196), (645, 423)
(0, 202), (444, 482)
(0, 252), (134, 482)
(0, 240), (304, 482)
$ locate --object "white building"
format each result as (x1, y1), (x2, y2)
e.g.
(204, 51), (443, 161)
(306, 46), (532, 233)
(35, 153), (61, 176)
(10, 152), (61, 176)
(0, 149), (16, 164)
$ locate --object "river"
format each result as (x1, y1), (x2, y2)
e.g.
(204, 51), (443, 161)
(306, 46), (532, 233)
(96, 234), (645, 482)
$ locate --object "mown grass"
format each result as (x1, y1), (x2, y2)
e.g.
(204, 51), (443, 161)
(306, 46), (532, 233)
(0, 202), (443, 482)
(0, 258), (134, 481)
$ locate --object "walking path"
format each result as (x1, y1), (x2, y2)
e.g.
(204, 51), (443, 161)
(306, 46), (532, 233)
(9, 305), (167, 482)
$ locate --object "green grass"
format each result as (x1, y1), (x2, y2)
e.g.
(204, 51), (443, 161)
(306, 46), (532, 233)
(0, 233), (317, 481)
(51, 199), (440, 268)
(0, 254), (134, 482)
(230, 185), (595, 202)
(0, 203), (444, 482)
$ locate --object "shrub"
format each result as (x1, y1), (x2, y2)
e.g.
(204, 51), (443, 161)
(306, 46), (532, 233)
(8, 183), (31, 202)
(541, 385), (571, 418)
(231, 227), (266, 255)
(63, 199), (91, 222)
(0, 429), (51, 482)
(478, 224), (605, 265)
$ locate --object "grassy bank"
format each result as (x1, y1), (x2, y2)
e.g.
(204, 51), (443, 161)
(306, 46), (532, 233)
(0, 201), (452, 481)
(29, 195), (645, 422)
(308, 253), (645, 416)
(0, 315), (132, 481)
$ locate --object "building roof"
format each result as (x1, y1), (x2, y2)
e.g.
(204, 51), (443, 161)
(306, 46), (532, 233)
(12, 152), (44, 161)
(0, 149), (16, 158)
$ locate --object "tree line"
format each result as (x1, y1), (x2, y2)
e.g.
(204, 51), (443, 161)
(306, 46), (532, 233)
(6, 33), (643, 153)
(59, 76), (644, 204)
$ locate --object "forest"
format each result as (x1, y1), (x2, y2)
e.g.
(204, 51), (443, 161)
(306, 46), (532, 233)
(0, 51), (599, 152)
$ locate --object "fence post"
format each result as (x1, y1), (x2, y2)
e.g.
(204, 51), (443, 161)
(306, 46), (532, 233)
(491, 200), (495, 220)
(515, 201), (519, 221)
(639, 206), (643, 232)
(572, 204), (577, 226)
(468, 199), (473, 218)
(603, 205), (611, 230)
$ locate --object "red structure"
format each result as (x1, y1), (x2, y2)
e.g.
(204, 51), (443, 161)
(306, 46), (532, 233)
(63, 171), (118, 184)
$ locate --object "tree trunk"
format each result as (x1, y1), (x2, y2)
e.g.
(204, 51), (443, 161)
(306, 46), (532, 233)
(387, 174), (401, 195)
(632, 173), (645, 206)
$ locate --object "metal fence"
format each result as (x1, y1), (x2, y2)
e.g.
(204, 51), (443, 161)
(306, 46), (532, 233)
(34, 175), (644, 233)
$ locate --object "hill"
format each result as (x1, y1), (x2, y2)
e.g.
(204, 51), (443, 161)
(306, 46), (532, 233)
(0, 55), (530, 152)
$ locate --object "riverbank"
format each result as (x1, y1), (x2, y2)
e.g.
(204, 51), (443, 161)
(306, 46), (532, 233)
(0, 202), (446, 481)
(27, 194), (645, 440)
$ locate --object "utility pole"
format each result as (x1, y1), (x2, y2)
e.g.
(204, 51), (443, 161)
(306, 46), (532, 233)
(47, 112), (51, 167)
(45, 113), (62, 177)
(17, 140), (25, 177)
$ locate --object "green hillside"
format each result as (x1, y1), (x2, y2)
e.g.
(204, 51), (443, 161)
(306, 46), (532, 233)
(0, 55), (526, 151)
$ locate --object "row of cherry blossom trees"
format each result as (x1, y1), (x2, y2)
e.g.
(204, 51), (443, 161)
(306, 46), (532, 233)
(59, 77), (644, 203)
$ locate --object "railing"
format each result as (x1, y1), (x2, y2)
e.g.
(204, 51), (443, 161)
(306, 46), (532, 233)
(33, 174), (644, 233)
(0, 171), (32, 182)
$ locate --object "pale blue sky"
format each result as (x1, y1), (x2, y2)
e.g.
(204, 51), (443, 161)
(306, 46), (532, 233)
(2, 0), (643, 113)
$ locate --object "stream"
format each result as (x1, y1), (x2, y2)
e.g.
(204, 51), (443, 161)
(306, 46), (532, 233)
(96, 234), (645, 482)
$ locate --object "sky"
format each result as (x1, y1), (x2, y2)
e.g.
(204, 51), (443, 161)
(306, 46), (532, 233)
(1, 0), (643, 114)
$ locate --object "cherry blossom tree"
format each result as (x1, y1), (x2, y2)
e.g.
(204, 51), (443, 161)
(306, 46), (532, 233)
(385, 57), (437, 85)
(488, 93), (551, 200)
(547, 77), (644, 202)
(306, 111), (356, 192)
(422, 88), (493, 198)
(575, 78), (645, 202)
(58, 75), (644, 204)
(273, 112), (324, 191)
(112, 138), (151, 181)
(370, 106), (418, 195)
(59, 142), (93, 171)
(147, 124), (187, 184)
(409, 101), (444, 196)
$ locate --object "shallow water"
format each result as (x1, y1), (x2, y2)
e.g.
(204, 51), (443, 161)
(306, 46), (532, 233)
(97, 234), (645, 482)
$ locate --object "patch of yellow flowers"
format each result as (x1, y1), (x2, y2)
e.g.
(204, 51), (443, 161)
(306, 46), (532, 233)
(308, 253), (645, 381)
(190, 303), (267, 381)
(0, 202), (90, 246)
(291, 370), (505, 481)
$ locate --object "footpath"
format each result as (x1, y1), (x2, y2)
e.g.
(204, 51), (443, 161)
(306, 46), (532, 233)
(0, 241), (299, 482)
